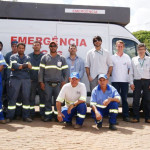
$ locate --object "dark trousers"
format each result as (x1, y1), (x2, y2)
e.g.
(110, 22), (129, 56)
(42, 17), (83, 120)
(6, 78), (31, 119)
(112, 82), (129, 118)
(30, 81), (45, 117)
(133, 79), (150, 120)
(44, 82), (61, 119)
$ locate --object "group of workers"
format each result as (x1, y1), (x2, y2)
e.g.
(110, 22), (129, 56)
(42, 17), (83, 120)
(0, 35), (149, 131)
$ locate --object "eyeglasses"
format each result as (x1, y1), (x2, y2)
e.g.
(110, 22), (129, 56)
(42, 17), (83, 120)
(50, 45), (57, 47)
(93, 39), (101, 43)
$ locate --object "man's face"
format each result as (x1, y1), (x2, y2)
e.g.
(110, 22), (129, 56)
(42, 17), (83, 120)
(33, 43), (41, 52)
(70, 77), (80, 87)
(69, 46), (77, 55)
(0, 44), (3, 51)
(98, 78), (108, 88)
(18, 45), (25, 55)
(116, 43), (124, 52)
(11, 44), (18, 54)
(93, 39), (102, 48)
(49, 44), (58, 53)
(138, 47), (146, 56)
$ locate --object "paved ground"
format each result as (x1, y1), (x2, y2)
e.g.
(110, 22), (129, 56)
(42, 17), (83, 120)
(0, 108), (150, 150)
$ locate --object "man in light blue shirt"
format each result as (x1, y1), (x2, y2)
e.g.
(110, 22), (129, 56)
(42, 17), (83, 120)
(66, 44), (85, 80)
(90, 74), (121, 130)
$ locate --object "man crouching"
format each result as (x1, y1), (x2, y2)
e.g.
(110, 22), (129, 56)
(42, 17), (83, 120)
(91, 74), (121, 130)
(56, 72), (87, 129)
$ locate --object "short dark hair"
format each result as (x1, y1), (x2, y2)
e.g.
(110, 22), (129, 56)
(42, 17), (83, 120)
(69, 44), (77, 49)
(137, 43), (146, 50)
(33, 40), (41, 46)
(17, 42), (26, 48)
(0, 41), (3, 47)
(93, 36), (102, 44)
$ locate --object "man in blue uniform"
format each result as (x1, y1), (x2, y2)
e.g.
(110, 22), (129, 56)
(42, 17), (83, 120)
(29, 41), (44, 120)
(0, 51), (7, 123)
(6, 42), (32, 122)
(90, 74), (121, 130)
(5, 41), (22, 119)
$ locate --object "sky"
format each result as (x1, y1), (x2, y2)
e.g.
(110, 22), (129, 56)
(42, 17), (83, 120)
(3, 0), (150, 32)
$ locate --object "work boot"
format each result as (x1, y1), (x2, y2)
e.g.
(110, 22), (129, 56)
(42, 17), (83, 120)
(0, 119), (6, 124)
(145, 119), (150, 123)
(74, 124), (82, 129)
(109, 124), (117, 131)
(6, 118), (12, 123)
(23, 118), (32, 122)
(97, 123), (102, 129)
(123, 117), (130, 122)
(131, 118), (139, 123)
(43, 118), (52, 122)
(65, 122), (72, 126)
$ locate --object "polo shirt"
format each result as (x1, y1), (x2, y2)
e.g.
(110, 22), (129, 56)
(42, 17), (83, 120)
(85, 48), (113, 79)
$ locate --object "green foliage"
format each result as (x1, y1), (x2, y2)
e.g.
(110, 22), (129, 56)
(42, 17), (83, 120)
(132, 30), (150, 52)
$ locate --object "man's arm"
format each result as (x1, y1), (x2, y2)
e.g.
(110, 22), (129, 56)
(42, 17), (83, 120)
(91, 105), (102, 121)
(79, 58), (85, 79)
(56, 101), (65, 122)
(107, 66), (113, 78)
(38, 56), (45, 90)
(86, 67), (93, 82)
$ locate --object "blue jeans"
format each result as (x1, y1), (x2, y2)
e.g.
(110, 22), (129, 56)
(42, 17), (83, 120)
(112, 82), (129, 118)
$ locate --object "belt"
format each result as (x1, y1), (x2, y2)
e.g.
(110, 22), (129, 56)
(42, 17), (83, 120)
(48, 81), (60, 87)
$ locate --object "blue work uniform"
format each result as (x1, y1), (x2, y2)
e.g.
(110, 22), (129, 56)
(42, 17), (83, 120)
(0, 52), (7, 120)
(28, 52), (44, 118)
(6, 54), (31, 120)
(5, 52), (22, 117)
(90, 84), (121, 125)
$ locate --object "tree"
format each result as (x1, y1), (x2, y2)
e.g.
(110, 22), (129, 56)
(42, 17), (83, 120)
(132, 30), (150, 52)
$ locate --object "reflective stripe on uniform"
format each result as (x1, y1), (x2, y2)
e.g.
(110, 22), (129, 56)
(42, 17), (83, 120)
(61, 65), (68, 69)
(10, 60), (17, 67)
(56, 97), (64, 103)
(22, 105), (30, 109)
(77, 113), (86, 119)
(90, 102), (97, 106)
(79, 96), (86, 101)
(8, 106), (16, 110)
(109, 109), (118, 113)
(39, 63), (45, 68)
(30, 106), (35, 110)
(16, 103), (22, 106)
(31, 66), (40, 70)
(96, 104), (107, 108)
(45, 65), (68, 70)
(114, 96), (121, 101)
(45, 111), (53, 115)
(0, 60), (6, 63)
(39, 104), (45, 108)
(0, 109), (2, 112)
(54, 111), (58, 115)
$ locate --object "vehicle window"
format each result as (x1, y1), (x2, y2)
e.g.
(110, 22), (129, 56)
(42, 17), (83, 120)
(112, 38), (138, 58)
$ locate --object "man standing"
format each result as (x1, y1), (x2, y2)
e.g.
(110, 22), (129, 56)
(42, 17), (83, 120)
(39, 41), (69, 122)
(0, 51), (7, 123)
(66, 44), (85, 80)
(90, 74), (121, 130)
(130, 43), (150, 123)
(85, 36), (113, 91)
(5, 41), (22, 118)
(29, 41), (44, 119)
(111, 40), (131, 122)
(6, 42), (32, 122)
(56, 72), (87, 129)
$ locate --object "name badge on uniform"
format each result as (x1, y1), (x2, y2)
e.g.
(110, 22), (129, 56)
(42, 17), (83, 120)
(57, 61), (62, 67)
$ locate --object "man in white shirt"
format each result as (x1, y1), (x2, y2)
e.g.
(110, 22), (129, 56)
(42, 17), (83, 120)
(111, 40), (131, 122)
(85, 36), (113, 91)
(130, 43), (150, 123)
(56, 72), (87, 129)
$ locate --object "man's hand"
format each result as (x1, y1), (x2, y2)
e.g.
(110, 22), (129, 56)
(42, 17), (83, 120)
(95, 111), (102, 121)
(106, 74), (110, 79)
(103, 98), (111, 106)
(88, 76), (93, 82)
(130, 84), (135, 91)
(67, 104), (74, 114)
(57, 112), (65, 122)
(40, 82), (45, 91)
(28, 62), (32, 69)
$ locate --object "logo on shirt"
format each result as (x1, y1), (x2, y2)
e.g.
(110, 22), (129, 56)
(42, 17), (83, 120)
(77, 91), (80, 95)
